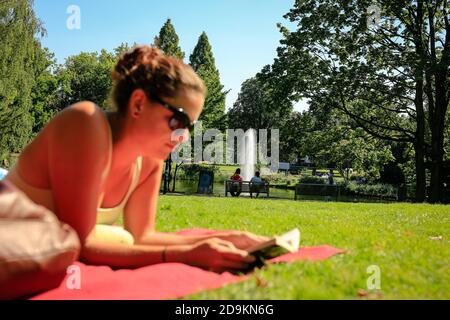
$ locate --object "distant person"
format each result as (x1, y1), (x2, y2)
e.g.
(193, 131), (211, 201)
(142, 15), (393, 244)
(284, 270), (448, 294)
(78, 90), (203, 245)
(328, 170), (334, 185)
(250, 171), (263, 198)
(230, 168), (243, 182)
(198, 171), (213, 194)
(230, 168), (243, 197)
(250, 171), (262, 185)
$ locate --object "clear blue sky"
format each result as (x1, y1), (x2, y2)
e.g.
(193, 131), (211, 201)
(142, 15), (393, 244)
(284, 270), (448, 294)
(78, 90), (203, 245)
(33, 0), (307, 112)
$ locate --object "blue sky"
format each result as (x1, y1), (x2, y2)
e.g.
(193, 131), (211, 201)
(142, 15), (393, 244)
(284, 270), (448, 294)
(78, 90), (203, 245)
(33, 0), (307, 112)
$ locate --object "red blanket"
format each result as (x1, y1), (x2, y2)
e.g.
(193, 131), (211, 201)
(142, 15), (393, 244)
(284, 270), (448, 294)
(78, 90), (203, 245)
(32, 229), (345, 300)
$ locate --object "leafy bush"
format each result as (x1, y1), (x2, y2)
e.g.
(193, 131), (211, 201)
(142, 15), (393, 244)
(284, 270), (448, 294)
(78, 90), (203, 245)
(298, 176), (327, 184)
(262, 173), (300, 185)
(349, 174), (368, 184)
(339, 182), (397, 198)
(179, 164), (220, 180)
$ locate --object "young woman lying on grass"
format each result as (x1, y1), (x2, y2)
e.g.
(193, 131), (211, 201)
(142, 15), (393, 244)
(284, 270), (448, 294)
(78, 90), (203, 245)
(5, 45), (267, 272)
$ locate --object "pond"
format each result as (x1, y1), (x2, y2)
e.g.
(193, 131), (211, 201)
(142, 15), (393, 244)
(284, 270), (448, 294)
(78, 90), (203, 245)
(164, 179), (397, 203)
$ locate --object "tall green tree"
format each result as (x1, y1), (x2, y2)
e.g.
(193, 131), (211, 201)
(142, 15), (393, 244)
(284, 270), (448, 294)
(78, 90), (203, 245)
(190, 32), (227, 130)
(114, 42), (131, 57)
(190, 32), (216, 71)
(55, 49), (116, 110)
(153, 19), (185, 191)
(0, 0), (44, 167)
(30, 47), (59, 134)
(272, 0), (449, 202)
(279, 111), (310, 163)
(154, 19), (185, 59)
(228, 73), (292, 131)
(228, 77), (268, 130)
(298, 108), (394, 181)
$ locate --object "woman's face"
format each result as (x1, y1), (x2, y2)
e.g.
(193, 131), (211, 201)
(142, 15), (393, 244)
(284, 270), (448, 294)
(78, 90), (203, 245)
(129, 88), (204, 160)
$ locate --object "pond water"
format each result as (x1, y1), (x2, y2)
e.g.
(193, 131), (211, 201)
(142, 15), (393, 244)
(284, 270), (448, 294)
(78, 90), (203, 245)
(163, 179), (396, 203)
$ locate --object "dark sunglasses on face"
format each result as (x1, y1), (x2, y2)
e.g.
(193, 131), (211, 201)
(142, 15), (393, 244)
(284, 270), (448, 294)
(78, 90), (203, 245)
(153, 96), (196, 132)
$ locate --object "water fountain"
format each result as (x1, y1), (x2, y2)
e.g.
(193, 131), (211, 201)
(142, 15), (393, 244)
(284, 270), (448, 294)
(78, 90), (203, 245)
(241, 129), (256, 181)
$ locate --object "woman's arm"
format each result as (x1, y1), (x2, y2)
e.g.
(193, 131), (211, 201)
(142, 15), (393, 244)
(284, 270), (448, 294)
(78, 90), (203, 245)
(123, 158), (269, 249)
(48, 103), (109, 243)
(123, 158), (213, 246)
(81, 236), (167, 268)
(44, 103), (256, 271)
(81, 235), (254, 272)
(45, 104), (202, 268)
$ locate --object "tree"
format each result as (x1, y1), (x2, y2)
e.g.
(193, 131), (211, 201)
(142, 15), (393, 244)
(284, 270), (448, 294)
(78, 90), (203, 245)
(228, 77), (267, 130)
(190, 32), (227, 130)
(190, 32), (216, 71)
(114, 42), (131, 57)
(154, 19), (185, 60)
(0, 0), (44, 166)
(55, 49), (116, 110)
(298, 109), (394, 182)
(228, 75), (291, 131)
(272, 0), (449, 202)
(30, 47), (59, 134)
(153, 19), (185, 191)
(279, 111), (311, 163)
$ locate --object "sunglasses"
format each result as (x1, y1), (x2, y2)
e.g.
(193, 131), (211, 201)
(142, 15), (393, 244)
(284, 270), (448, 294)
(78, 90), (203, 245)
(153, 96), (196, 132)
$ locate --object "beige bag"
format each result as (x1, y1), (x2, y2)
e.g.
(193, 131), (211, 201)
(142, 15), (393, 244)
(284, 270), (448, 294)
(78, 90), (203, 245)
(0, 181), (81, 299)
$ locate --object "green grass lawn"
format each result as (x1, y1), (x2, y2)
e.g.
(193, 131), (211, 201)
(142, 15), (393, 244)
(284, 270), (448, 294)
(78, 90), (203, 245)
(152, 196), (449, 299)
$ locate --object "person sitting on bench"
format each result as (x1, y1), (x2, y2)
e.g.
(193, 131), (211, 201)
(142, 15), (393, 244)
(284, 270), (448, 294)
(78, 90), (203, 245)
(230, 168), (243, 197)
(250, 171), (263, 198)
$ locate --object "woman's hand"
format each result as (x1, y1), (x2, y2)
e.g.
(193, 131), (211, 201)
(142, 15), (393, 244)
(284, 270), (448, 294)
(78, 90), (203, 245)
(166, 238), (255, 273)
(211, 231), (269, 251)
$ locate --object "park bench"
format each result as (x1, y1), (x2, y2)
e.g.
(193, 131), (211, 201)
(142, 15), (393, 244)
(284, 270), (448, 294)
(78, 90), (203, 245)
(225, 180), (270, 198)
(294, 183), (340, 200)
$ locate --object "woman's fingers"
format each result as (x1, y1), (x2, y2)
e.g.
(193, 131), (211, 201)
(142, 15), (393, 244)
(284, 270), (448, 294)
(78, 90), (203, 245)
(212, 240), (256, 263)
(217, 232), (269, 250)
(212, 237), (236, 249)
(189, 237), (257, 272)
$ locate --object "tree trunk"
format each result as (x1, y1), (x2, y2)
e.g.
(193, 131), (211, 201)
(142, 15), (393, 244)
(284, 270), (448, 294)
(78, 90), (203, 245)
(413, 0), (427, 202)
(429, 148), (443, 203)
(424, 4), (449, 203)
(414, 141), (426, 202)
(413, 64), (426, 202)
(163, 156), (172, 194)
(428, 74), (447, 203)
(171, 162), (183, 192)
(414, 82), (427, 202)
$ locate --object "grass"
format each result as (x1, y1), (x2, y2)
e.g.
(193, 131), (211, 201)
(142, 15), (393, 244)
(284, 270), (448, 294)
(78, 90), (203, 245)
(133, 195), (450, 299)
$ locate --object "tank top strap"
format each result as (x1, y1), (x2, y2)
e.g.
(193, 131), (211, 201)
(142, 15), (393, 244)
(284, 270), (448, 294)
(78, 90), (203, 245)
(101, 111), (114, 182)
(117, 156), (142, 209)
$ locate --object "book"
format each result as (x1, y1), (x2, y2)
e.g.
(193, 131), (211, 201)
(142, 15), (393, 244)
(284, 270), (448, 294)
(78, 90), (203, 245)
(246, 228), (301, 267)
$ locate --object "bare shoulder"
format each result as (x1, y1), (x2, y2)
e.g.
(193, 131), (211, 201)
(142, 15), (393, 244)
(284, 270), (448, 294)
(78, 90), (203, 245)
(48, 101), (108, 140)
(57, 101), (105, 123)
(46, 101), (110, 164)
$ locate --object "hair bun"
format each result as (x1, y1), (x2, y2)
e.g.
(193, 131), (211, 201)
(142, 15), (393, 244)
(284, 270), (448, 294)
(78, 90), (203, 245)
(112, 46), (162, 81)
(111, 44), (205, 116)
